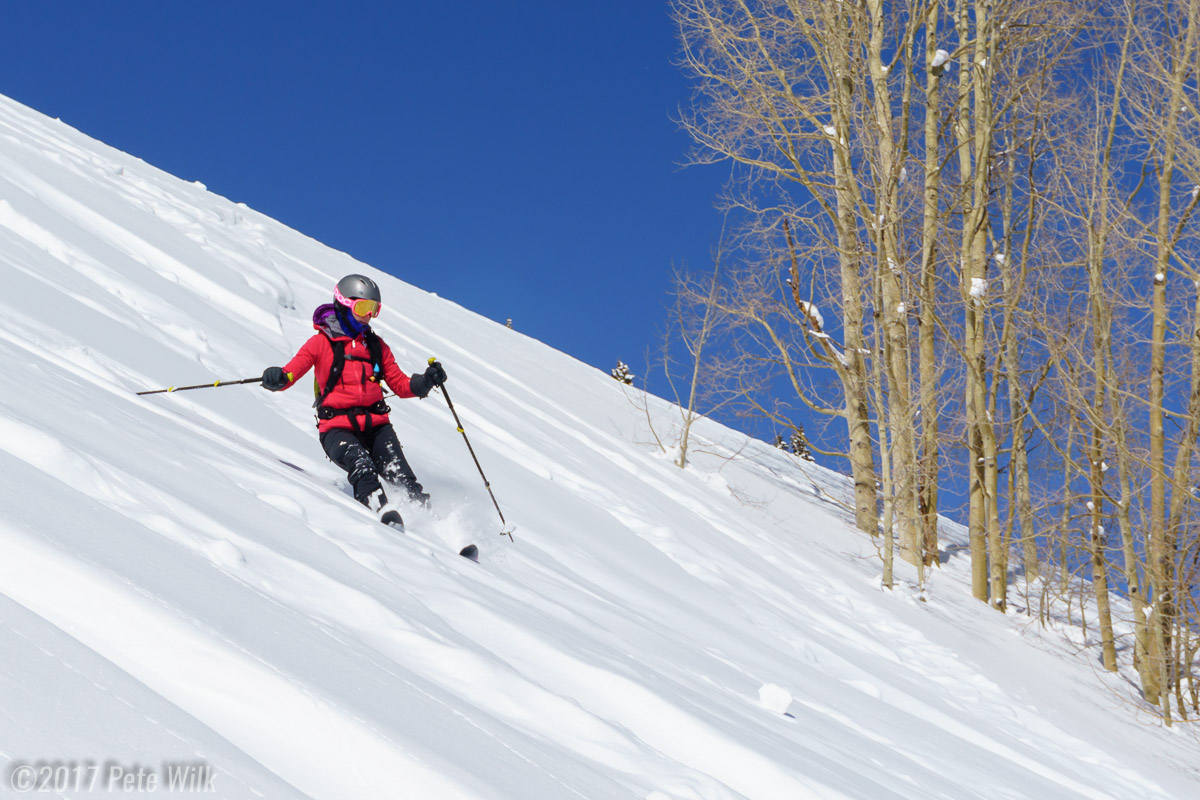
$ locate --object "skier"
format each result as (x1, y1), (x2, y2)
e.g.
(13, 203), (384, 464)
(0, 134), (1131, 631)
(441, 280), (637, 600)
(259, 274), (447, 526)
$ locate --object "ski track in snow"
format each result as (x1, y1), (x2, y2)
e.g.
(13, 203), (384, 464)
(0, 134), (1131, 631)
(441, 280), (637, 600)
(0, 92), (1198, 799)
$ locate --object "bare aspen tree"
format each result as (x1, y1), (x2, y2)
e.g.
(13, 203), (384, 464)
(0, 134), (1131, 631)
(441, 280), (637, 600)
(862, 1), (924, 565)
(1125, 0), (1200, 724)
(663, 220), (739, 470)
(919, 0), (946, 568)
(995, 137), (1040, 590)
(870, 263), (897, 589)
(993, 141), (1037, 599)
(664, 263), (731, 470)
(949, 0), (994, 604)
(1079, 3), (1139, 675)
(673, 0), (880, 534)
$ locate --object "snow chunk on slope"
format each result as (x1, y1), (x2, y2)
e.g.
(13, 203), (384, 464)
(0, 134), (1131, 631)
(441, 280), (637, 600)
(758, 683), (794, 715)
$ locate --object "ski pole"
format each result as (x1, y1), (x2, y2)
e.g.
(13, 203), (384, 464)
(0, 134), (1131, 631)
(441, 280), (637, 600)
(430, 357), (514, 541)
(136, 373), (292, 396)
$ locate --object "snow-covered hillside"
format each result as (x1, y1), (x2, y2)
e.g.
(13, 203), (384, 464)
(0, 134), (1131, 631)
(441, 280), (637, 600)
(0, 93), (1196, 800)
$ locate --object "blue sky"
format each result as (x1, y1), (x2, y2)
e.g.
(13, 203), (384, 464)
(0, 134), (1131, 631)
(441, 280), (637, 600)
(2, 1), (726, 378)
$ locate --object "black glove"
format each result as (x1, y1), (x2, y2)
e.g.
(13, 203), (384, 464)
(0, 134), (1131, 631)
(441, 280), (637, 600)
(425, 361), (448, 388)
(409, 361), (447, 398)
(261, 366), (289, 391)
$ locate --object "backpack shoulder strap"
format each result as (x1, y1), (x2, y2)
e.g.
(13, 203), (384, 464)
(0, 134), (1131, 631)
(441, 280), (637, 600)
(313, 336), (347, 409)
(364, 330), (384, 381)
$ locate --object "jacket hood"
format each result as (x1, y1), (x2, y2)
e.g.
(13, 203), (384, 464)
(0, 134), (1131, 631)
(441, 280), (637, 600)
(312, 303), (370, 341)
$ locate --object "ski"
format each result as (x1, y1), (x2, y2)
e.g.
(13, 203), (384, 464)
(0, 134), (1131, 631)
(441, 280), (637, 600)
(379, 514), (479, 562)
(379, 506), (405, 528)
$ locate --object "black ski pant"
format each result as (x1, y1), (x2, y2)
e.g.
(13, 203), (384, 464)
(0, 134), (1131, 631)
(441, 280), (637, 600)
(320, 423), (427, 507)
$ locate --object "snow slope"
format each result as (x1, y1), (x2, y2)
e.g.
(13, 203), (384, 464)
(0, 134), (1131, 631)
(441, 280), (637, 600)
(0, 93), (1196, 799)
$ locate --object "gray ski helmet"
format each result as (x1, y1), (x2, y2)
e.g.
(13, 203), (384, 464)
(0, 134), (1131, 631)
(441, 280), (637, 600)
(335, 274), (382, 304)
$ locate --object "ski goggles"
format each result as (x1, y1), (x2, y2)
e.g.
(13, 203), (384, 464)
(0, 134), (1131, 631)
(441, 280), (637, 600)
(334, 286), (381, 319)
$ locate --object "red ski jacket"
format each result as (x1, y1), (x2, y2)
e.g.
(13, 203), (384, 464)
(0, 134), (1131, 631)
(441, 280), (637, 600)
(277, 306), (417, 433)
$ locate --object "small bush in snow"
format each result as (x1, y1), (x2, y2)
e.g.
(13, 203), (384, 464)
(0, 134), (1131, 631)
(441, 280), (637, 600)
(611, 360), (635, 385)
(790, 426), (815, 462)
